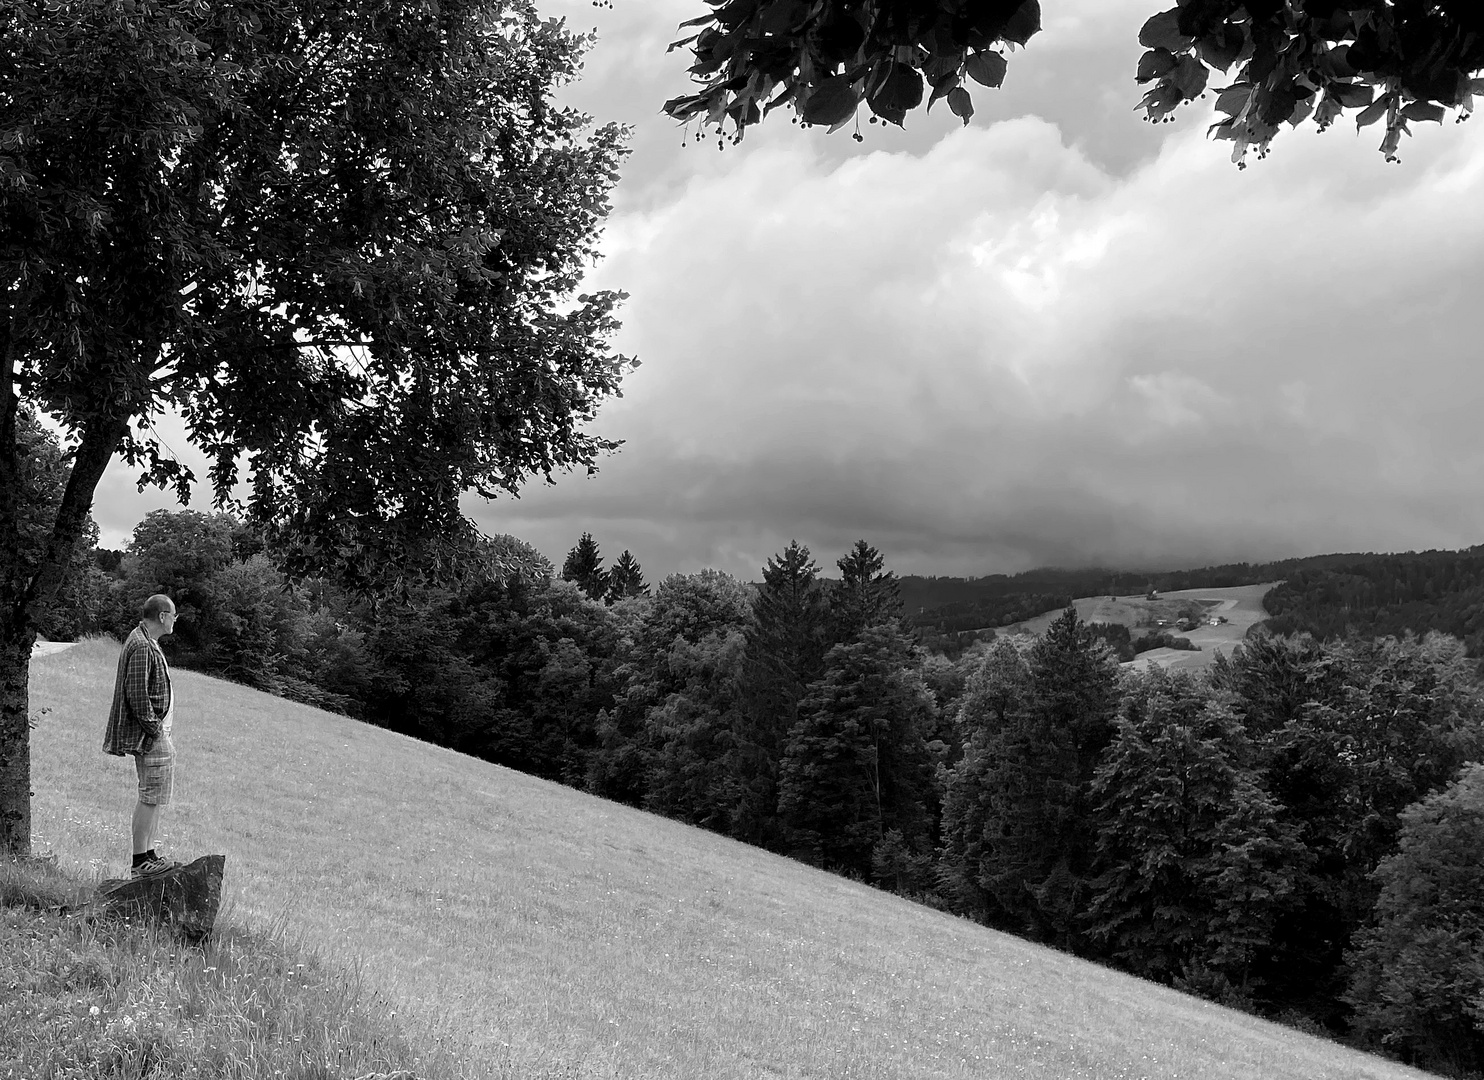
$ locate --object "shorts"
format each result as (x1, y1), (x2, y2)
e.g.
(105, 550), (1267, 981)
(134, 732), (175, 806)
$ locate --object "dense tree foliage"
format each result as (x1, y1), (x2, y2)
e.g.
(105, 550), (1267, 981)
(587, 568), (754, 814)
(631, 571), (753, 829)
(0, 0), (631, 854)
(937, 637), (1034, 920)
(666, 1), (1484, 162)
(1345, 763), (1484, 1075)
(1087, 669), (1303, 1003)
(975, 608), (1121, 948)
(1262, 548), (1484, 660)
(1212, 630), (1484, 1021)
(778, 621), (937, 882)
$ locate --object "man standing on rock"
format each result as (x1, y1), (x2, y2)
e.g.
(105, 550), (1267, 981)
(103, 593), (180, 879)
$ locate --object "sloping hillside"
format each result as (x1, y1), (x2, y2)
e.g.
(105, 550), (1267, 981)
(1010, 583), (1279, 672)
(25, 639), (1435, 1080)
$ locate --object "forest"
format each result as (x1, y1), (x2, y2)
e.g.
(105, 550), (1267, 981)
(1261, 549), (1484, 660)
(31, 481), (1484, 1078)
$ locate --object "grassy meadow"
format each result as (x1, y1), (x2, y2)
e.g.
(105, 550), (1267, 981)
(21, 637), (1437, 1080)
(1013, 583), (1279, 673)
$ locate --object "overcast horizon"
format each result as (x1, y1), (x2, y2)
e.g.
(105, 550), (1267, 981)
(85, 0), (1484, 582)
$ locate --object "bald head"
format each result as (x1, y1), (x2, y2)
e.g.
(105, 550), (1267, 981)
(141, 594), (177, 640)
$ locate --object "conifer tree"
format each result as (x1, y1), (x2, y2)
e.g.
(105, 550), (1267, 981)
(605, 549), (649, 602)
(829, 540), (903, 644)
(975, 606), (1120, 948)
(733, 541), (830, 848)
(777, 622), (936, 882)
(936, 638), (1033, 920)
(561, 533), (609, 602)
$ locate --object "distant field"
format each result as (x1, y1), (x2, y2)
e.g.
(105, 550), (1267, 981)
(1010, 582), (1281, 672)
(24, 638), (1433, 1080)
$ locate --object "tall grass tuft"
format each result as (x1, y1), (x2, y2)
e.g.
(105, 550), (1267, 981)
(1, 856), (436, 1080)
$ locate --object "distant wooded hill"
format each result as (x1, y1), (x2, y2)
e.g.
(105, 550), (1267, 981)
(902, 547), (1484, 656)
(1262, 547), (1484, 658)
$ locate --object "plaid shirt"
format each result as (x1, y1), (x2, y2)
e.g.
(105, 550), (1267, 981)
(102, 624), (173, 756)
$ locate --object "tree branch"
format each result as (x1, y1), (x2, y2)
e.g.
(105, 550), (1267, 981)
(20, 411), (130, 629)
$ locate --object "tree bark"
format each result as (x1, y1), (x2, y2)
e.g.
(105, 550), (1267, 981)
(0, 302), (32, 854)
(0, 631), (35, 856)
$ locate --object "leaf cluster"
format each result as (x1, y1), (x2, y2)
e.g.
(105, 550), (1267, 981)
(1138, 1), (1484, 163)
(665, 0), (1484, 161)
(662, 0), (1041, 140)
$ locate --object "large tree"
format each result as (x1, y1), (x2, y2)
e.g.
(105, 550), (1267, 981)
(733, 540), (829, 848)
(1345, 762), (1484, 1075)
(777, 621), (937, 881)
(1087, 668), (1303, 1002)
(1, 0), (631, 854)
(666, 1), (1484, 162)
(561, 532), (610, 602)
(586, 569), (754, 809)
(970, 606), (1120, 948)
(828, 539), (902, 644)
(605, 549), (649, 602)
(936, 636), (1034, 920)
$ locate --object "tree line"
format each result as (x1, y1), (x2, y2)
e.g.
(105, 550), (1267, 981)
(50, 496), (1484, 1077)
(1263, 547), (1484, 662)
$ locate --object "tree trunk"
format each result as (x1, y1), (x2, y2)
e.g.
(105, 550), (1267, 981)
(0, 410), (127, 855)
(0, 314), (33, 854)
(0, 628), (36, 857)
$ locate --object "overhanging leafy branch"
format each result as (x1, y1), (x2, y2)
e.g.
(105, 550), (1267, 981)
(664, 1), (1484, 161)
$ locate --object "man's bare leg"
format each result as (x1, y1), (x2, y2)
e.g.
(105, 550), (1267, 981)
(132, 801), (161, 856)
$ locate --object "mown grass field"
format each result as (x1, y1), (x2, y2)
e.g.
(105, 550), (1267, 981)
(22, 637), (1436, 1080)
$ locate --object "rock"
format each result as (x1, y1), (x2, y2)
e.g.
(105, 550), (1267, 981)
(90, 854), (226, 943)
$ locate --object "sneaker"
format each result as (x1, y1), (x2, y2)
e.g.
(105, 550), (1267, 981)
(130, 855), (178, 880)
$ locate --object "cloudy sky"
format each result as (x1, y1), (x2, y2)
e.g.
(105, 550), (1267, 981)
(90, 0), (1484, 580)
